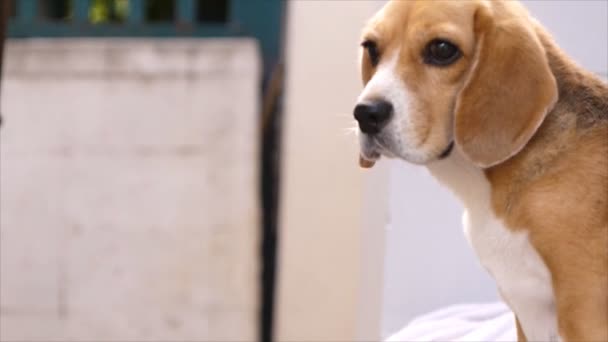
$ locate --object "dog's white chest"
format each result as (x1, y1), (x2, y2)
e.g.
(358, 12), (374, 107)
(463, 209), (561, 342)
(427, 154), (561, 342)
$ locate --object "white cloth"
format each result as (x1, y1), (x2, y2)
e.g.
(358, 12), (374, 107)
(386, 302), (517, 342)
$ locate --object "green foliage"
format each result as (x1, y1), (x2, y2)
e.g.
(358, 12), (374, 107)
(89, 0), (129, 23)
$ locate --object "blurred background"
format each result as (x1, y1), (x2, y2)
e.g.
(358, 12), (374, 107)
(0, 1), (606, 342)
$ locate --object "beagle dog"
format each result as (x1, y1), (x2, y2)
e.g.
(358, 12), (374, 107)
(354, 1), (608, 341)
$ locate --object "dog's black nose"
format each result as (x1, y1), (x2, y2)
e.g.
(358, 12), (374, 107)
(354, 100), (393, 135)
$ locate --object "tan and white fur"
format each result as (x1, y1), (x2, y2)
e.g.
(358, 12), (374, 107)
(355, 1), (608, 341)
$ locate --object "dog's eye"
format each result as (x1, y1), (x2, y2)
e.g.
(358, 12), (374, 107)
(424, 39), (461, 66)
(362, 40), (380, 67)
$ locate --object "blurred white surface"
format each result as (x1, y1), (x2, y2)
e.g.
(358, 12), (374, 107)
(0, 39), (260, 341)
(386, 302), (516, 342)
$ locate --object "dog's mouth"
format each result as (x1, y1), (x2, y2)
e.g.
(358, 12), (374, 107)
(359, 143), (380, 168)
(359, 136), (455, 169)
(358, 135), (391, 169)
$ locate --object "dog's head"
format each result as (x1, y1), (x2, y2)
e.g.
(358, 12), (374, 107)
(355, 0), (557, 168)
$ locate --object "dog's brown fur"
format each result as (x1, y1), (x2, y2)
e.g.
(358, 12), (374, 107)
(486, 27), (608, 341)
(360, 1), (608, 340)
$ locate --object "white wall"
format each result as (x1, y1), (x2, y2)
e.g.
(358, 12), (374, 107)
(276, 1), (388, 341)
(382, 0), (608, 336)
(523, 0), (608, 76)
(0, 39), (260, 341)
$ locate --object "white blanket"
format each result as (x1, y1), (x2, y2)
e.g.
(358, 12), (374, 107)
(386, 302), (517, 342)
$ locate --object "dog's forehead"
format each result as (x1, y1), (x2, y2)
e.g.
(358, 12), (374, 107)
(362, 0), (479, 40)
(362, 1), (410, 39)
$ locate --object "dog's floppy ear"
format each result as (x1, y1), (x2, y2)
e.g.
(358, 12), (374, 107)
(454, 4), (558, 168)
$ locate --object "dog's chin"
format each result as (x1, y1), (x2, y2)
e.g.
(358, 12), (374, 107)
(360, 135), (421, 165)
(397, 151), (435, 165)
(360, 135), (453, 166)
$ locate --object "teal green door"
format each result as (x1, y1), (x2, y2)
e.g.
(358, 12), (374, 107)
(8, 0), (283, 74)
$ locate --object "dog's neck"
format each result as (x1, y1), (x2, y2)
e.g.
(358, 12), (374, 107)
(425, 150), (490, 213)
